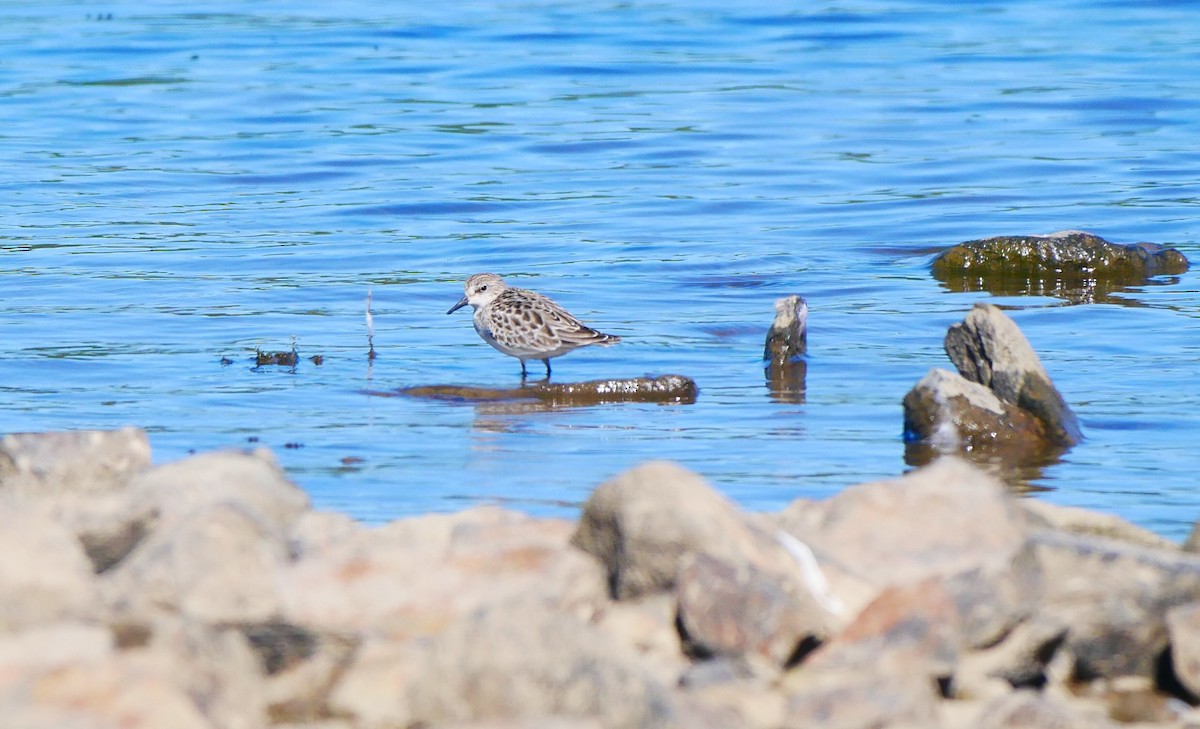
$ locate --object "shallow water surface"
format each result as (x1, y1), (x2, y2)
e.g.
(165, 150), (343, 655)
(2, 1), (1200, 536)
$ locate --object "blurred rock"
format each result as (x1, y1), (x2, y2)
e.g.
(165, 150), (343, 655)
(776, 458), (1027, 600)
(0, 428), (151, 497)
(0, 509), (99, 632)
(974, 689), (1114, 729)
(1021, 499), (1178, 552)
(341, 603), (681, 729)
(280, 507), (606, 637)
(1166, 601), (1200, 699)
(131, 448), (310, 534)
(676, 551), (828, 667)
(572, 461), (834, 612)
(1020, 529), (1200, 679)
(100, 502), (289, 624)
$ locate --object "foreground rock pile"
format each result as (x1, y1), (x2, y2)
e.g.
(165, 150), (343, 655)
(4, 430), (1200, 728)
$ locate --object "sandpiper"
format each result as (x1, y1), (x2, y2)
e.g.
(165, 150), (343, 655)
(447, 273), (621, 378)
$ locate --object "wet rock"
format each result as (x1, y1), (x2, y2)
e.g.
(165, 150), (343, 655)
(392, 374), (699, 407)
(903, 367), (1050, 460)
(931, 230), (1189, 303)
(0, 509), (99, 631)
(944, 303), (1081, 446)
(100, 502), (289, 624)
(1019, 529), (1200, 679)
(904, 303), (1080, 469)
(763, 294), (807, 403)
(280, 507), (606, 637)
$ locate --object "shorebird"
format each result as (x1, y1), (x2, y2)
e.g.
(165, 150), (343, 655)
(447, 273), (621, 378)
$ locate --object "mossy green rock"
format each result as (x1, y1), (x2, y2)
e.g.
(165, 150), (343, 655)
(931, 230), (1188, 301)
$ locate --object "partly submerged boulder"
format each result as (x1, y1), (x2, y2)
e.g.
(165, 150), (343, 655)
(931, 230), (1188, 303)
(904, 304), (1080, 469)
(763, 295), (807, 404)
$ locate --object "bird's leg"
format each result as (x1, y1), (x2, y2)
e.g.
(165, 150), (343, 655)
(520, 360), (528, 379)
(543, 359), (552, 378)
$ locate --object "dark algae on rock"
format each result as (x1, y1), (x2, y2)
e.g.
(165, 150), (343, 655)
(931, 230), (1189, 303)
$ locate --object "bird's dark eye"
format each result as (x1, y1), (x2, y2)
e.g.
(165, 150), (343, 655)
(480, 285), (488, 291)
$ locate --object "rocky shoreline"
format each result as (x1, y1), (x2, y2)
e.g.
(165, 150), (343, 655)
(3, 430), (1200, 728)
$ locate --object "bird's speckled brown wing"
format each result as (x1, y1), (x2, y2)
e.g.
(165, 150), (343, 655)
(476, 288), (619, 359)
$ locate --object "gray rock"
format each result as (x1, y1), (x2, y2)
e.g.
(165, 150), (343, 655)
(974, 689), (1114, 729)
(341, 604), (681, 729)
(763, 295), (807, 404)
(944, 303), (1081, 446)
(280, 507), (606, 637)
(573, 461), (830, 607)
(131, 448), (310, 535)
(1019, 529), (1200, 679)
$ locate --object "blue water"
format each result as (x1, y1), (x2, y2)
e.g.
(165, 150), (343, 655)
(3, 1), (1200, 536)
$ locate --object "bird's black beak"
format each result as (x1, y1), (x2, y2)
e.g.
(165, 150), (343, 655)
(447, 296), (469, 315)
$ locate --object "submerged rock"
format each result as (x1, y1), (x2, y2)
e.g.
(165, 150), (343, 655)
(392, 374), (699, 407)
(763, 295), (807, 404)
(931, 230), (1188, 303)
(904, 304), (1080, 470)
